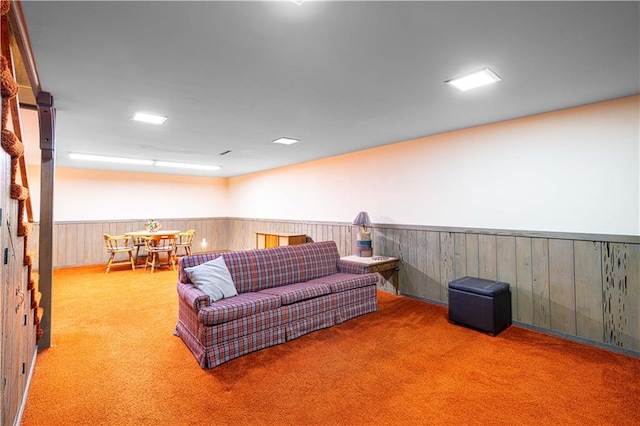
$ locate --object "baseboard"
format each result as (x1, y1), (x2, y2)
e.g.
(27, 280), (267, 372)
(512, 321), (640, 359)
(400, 292), (640, 359)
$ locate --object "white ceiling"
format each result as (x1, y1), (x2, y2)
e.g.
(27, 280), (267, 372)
(20, 1), (640, 177)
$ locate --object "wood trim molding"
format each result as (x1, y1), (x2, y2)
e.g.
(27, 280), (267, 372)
(37, 216), (640, 244)
(7, 0), (41, 95)
(221, 217), (640, 245)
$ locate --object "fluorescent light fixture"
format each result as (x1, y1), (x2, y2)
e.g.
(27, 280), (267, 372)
(291, 0), (306, 5)
(154, 161), (221, 171)
(68, 152), (154, 165)
(131, 112), (168, 125)
(446, 68), (502, 91)
(69, 153), (220, 171)
(272, 137), (300, 145)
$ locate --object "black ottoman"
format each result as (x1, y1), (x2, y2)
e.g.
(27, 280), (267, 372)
(448, 276), (512, 336)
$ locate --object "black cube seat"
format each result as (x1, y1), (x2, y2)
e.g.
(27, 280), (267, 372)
(448, 276), (512, 336)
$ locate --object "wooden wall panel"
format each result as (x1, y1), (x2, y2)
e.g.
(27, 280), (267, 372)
(440, 232), (454, 303)
(90, 222), (103, 265)
(417, 230), (430, 299)
(55, 225), (64, 266)
(453, 233), (467, 279)
(375, 227), (395, 261)
(2, 140), (37, 426)
(425, 231), (441, 301)
(380, 227), (404, 294)
(345, 225), (354, 253)
(497, 236), (517, 320)
(515, 237), (533, 324)
(574, 241), (604, 342)
(400, 229), (419, 298)
(465, 234), (479, 277)
(381, 227), (400, 258)
(602, 243), (639, 351)
(531, 238), (550, 329)
(76, 223), (87, 266)
(478, 234), (497, 280)
(29, 223), (41, 269)
(1, 158), (6, 425)
(625, 244), (640, 351)
(548, 239), (576, 335)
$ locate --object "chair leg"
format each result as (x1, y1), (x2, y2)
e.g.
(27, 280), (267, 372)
(106, 252), (116, 274)
(144, 252), (151, 271)
(169, 250), (175, 270)
(129, 251), (136, 271)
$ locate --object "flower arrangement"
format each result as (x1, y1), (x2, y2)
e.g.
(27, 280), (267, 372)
(145, 219), (161, 232)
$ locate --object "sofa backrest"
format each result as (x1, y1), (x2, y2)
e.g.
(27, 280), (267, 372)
(178, 241), (340, 293)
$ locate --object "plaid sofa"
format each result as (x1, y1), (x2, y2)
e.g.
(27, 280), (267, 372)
(175, 240), (378, 368)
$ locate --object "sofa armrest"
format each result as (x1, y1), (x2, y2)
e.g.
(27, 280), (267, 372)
(177, 281), (211, 311)
(337, 260), (371, 275)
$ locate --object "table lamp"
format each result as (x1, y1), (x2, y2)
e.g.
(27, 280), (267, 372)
(352, 211), (372, 257)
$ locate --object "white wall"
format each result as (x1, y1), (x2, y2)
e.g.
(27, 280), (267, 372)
(228, 96), (639, 236)
(27, 166), (229, 221)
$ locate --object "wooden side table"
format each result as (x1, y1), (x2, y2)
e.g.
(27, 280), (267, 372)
(340, 255), (400, 294)
(256, 232), (307, 249)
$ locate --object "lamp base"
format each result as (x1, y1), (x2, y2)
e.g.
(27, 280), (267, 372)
(356, 232), (372, 257)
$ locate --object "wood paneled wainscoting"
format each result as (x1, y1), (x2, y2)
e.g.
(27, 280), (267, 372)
(28, 218), (231, 270)
(371, 226), (639, 354)
(224, 218), (639, 356)
(29, 217), (639, 356)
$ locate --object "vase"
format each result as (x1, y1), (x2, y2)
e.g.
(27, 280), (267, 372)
(356, 231), (372, 257)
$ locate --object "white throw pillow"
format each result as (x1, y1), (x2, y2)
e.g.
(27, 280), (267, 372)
(185, 256), (238, 302)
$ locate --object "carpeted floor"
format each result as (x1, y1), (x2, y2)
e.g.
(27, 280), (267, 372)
(21, 265), (640, 425)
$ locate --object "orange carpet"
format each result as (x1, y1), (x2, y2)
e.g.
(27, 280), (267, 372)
(21, 265), (640, 425)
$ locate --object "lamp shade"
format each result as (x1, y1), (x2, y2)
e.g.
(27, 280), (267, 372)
(352, 211), (371, 228)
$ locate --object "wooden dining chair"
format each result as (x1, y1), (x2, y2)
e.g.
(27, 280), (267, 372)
(103, 234), (136, 274)
(143, 234), (177, 273)
(130, 235), (147, 267)
(175, 229), (196, 258)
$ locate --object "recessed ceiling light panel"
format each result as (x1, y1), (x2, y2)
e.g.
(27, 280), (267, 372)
(272, 137), (300, 145)
(446, 68), (502, 91)
(291, 0), (306, 5)
(132, 112), (168, 125)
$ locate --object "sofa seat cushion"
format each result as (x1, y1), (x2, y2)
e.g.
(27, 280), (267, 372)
(198, 292), (281, 326)
(308, 273), (377, 293)
(259, 281), (332, 305)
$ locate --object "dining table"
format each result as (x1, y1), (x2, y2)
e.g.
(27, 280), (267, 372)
(124, 230), (182, 270)
(124, 230), (182, 238)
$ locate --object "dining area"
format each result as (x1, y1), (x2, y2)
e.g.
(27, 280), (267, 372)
(103, 224), (195, 273)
